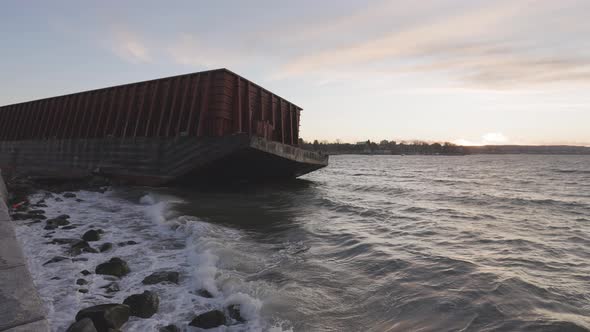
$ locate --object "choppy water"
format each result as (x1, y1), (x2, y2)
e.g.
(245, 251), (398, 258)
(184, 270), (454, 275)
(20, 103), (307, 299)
(14, 155), (590, 331)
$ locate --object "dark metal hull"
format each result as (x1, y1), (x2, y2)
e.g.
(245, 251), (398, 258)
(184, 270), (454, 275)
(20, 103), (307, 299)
(0, 135), (328, 185)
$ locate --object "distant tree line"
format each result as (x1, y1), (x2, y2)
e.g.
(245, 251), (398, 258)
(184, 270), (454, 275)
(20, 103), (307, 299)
(299, 139), (467, 155)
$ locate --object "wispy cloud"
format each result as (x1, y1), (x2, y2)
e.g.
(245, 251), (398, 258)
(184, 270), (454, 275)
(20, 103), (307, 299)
(110, 27), (151, 63)
(273, 0), (590, 88)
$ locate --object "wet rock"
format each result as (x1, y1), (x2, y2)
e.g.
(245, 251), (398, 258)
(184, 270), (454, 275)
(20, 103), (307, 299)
(227, 304), (246, 323)
(62, 225), (78, 230)
(117, 240), (138, 247)
(63, 192), (77, 198)
(159, 324), (179, 332)
(77, 279), (88, 285)
(76, 199), (84, 202)
(51, 238), (80, 245)
(81, 270), (92, 276)
(57, 214), (71, 219)
(70, 240), (92, 256)
(142, 271), (179, 285)
(78, 288), (89, 294)
(75, 304), (130, 332)
(123, 290), (160, 318)
(11, 213), (41, 220)
(27, 220), (44, 226)
(73, 257), (89, 262)
(85, 247), (99, 254)
(99, 243), (113, 252)
(189, 310), (227, 329)
(66, 318), (98, 332)
(83, 229), (101, 242)
(196, 289), (214, 298)
(46, 216), (70, 229)
(43, 256), (70, 266)
(51, 276), (61, 280)
(55, 197), (63, 202)
(95, 258), (130, 277)
(100, 282), (120, 294)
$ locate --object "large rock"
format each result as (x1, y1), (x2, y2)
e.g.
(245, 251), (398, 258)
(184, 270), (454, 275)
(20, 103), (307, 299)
(189, 310), (227, 329)
(159, 324), (180, 332)
(45, 215), (70, 229)
(142, 271), (179, 285)
(70, 240), (98, 255)
(11, 212), (46, 220)
(99, 242), (113, 252)
(123, 290), (160, 318)
(227, 304), (246, 323)
(197, 289), (214, 298)
(63, 192), (77, 198)
(66, 318), (98, 332)
(95, 258), (130, 277)
(75, 304), (130, 332)
(82, 229), (101, 242)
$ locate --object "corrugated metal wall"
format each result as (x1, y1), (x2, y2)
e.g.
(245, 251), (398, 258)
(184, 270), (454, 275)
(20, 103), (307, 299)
(0, 69), (301, 145)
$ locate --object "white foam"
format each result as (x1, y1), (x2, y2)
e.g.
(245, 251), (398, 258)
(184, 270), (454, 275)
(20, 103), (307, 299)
(14, 189), (292, 332)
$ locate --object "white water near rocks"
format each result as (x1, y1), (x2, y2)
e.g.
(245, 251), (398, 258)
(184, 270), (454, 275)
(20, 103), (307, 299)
(14, 189), (287, 331)
(12, 154), (590, 331)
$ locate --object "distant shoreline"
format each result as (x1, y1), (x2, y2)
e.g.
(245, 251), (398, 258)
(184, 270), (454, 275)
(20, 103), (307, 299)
(308, 145), (590, 156)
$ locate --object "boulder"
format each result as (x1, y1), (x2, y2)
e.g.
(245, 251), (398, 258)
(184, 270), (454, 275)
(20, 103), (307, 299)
(82, 230), (101, 242)
(159, 324), (180, 332)
(46, 216), (70, 229)
(123, 290), (160, 318)
(70, 241), (97, 256)
(73, 257), (89, 262)
(99, 243), (113, 252)
(79, 289), (89, 294)
(142, 271), (179, 285)
(63, 192), (77, 198)
(227, 304), (246, 322)
(76, 279), (88, 285)
(11, 213), (40, 220)
(95, 258), (130, 277)
(43, 256), (70, 266)
(189, 310), (227, 329)
(66, 318), (98, 332)
(196, 289), (214, 298)
(62, 225), (78, 230)
(81, 270), (92, 276)
(76, 199), (84, 202)
(75, 304), (130, 332)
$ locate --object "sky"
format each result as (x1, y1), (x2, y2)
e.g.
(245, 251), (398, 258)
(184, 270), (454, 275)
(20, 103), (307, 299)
(1, 0), (589, 146)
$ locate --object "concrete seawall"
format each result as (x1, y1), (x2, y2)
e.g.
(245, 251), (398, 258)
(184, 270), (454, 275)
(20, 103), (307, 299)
(0, 170), (49, 331)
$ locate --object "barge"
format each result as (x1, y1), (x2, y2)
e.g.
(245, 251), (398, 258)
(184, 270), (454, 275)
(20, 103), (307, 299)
(0, 69), (328, 185)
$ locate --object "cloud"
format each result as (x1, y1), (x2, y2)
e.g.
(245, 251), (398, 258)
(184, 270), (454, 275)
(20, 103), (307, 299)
(482, 132), (508, 144)
(110, 27), (151, 63)
(454, 132), (510, 146)
(272, 0), (590, 88)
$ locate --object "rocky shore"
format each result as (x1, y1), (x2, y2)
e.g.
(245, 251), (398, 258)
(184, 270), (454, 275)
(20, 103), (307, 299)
(6, 176), (252, 331)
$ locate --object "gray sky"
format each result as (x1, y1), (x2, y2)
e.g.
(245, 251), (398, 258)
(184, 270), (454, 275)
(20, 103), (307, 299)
(1, 0), (589, 145)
